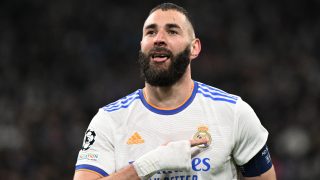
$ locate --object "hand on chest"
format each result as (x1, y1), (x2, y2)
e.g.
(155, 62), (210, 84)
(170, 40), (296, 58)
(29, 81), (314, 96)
(116, 117), (233, 174)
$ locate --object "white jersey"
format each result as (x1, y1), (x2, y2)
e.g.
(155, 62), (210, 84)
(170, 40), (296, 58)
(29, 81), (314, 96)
(75, 81), (268, 180)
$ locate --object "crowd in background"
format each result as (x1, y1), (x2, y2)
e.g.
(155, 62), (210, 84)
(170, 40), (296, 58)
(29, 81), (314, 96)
(0, 0), (319, 179)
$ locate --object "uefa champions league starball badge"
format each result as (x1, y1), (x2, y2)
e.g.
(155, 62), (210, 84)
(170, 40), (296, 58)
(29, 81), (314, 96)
(193, 125), (212, 148)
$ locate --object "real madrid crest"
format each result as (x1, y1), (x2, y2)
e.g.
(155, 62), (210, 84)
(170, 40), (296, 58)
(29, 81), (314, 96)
(193, 125), (212, 148)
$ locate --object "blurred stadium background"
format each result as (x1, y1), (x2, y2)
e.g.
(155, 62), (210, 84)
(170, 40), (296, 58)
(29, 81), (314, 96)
(0, 0), (319, 179)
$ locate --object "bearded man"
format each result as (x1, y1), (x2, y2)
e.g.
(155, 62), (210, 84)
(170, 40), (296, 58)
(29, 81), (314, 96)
(74, 3), (276, 180)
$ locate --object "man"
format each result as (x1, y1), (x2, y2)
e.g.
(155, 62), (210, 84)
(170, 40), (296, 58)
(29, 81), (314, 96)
(74, 3), (277, 180)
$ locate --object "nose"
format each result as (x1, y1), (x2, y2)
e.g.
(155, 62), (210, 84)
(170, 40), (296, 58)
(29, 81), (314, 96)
(154, 30), (167, 47)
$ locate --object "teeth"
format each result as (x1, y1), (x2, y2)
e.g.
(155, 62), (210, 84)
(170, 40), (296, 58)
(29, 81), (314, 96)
(153, 54), (167, 58)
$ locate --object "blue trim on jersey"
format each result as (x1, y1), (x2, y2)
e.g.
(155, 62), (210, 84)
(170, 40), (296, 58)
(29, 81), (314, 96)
(197, 82), (238, 104)
(198, 82), (236, 96)
(197, 90), (237, 104)
(198, 83), (238, 100)
(103, 90), (140, 112)
(238, 144), (273, 177)
(75, 164), (109, 177)
(139, 81), (198, 115)
(107, 91), (138, 107)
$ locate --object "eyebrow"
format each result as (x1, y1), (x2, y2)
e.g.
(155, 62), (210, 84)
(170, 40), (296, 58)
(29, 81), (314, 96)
(144, 24), (157, 30)
(166, 23), (181, 30)
(144, 23), (182, 30)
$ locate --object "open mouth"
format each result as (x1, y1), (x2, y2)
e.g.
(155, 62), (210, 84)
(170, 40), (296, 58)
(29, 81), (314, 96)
(152, 54), (169, 62)
(150, 52), (171, 62)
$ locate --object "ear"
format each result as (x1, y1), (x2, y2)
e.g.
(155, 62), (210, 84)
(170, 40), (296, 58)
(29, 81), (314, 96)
(190, 38), (201, 60)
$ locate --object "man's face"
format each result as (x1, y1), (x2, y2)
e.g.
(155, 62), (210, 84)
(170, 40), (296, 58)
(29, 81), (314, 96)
(139, 10), (194, 86)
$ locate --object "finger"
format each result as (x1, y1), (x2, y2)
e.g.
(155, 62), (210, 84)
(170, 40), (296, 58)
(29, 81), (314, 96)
(190, 138), (208, 147)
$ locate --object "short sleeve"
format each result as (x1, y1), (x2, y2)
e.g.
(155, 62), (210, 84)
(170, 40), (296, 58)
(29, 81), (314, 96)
(232, 98), (268, 166)
(75, 109), (115, 177)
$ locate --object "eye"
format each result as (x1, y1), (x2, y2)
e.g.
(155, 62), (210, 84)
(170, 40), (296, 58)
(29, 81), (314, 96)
(145, 30), (156, 36)
(168, 30), (178, 35)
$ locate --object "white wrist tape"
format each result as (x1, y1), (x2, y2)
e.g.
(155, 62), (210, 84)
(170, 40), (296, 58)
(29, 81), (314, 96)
(133, 140), (191, 178)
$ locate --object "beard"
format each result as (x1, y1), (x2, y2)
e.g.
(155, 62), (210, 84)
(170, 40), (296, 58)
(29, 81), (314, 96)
(138, 45), (191, 87)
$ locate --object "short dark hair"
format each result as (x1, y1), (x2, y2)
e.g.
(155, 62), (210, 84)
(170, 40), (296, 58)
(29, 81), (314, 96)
(149, 3), (194, 29)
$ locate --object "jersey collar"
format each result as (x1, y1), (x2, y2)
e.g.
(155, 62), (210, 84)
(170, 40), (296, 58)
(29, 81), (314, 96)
(139, 81), (198, 115)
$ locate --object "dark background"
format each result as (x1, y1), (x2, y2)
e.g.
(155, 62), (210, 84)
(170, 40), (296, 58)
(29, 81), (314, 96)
(1, 0), (319, 179)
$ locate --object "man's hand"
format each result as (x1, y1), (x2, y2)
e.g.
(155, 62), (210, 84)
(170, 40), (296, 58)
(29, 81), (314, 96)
(74, 138), (208, 180)
(133, 138), (208, 178)
(190, 138), (208, 147)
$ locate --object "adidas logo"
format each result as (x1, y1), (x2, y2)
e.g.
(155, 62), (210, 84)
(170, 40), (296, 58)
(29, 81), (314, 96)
(127, 132), (144, 144)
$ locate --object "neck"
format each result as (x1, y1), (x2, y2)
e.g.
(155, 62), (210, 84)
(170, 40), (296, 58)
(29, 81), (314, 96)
(143, 69), (194, 109)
